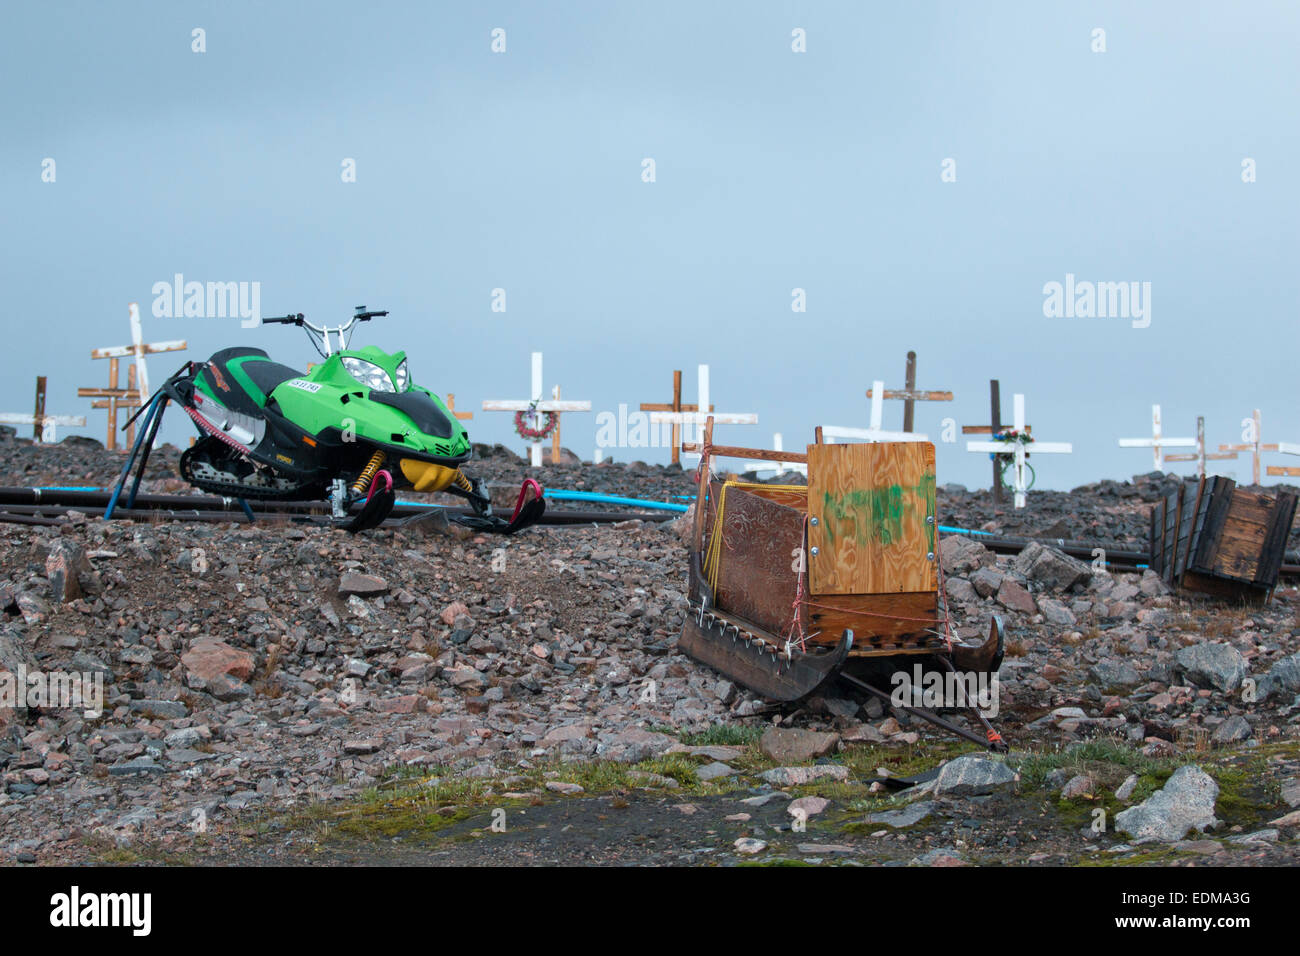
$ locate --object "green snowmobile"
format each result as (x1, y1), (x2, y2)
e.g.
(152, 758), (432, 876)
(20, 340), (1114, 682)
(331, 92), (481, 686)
(161, 306), (544, 533)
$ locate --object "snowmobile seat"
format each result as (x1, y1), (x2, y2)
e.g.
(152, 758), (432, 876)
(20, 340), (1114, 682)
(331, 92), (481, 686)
(200, 346), (305, 417)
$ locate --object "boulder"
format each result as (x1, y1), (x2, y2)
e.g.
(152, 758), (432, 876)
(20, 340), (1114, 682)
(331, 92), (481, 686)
(995, 579), (1036, 615)
(969, 566), (1004, 598)
(1011, 541), (1091, 591)
(1174, 642), (1247, 694)
(182, 639), (256, 683)
(759, 727), (840, 764)
(1114, 765), (1219, 844)
(338, 572), (389, 597)
(933, 754), (1017, 796)
(938, 535), (994, 575)
(759, 765), (849, 786)
(1210, 715), (1251, 745)
(1089, 658), (1141, 689)
(1257, 652), (1300, 702)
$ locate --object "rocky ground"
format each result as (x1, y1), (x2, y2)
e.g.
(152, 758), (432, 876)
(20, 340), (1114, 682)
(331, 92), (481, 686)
(1, 429), (1299, 867)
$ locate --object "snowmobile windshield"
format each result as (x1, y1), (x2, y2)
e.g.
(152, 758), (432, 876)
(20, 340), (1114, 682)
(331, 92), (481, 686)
(342, 357), (397, 393)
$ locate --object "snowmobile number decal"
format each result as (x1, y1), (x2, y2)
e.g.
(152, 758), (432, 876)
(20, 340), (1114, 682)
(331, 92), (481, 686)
(287, 380), (322, 393)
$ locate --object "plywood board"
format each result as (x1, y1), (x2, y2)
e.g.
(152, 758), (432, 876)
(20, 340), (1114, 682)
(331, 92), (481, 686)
(804, 591), (941, 648)
(806, 442), (937, 595)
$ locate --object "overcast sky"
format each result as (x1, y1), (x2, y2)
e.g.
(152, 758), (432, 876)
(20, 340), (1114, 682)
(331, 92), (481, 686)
(2, 1), (1296, 491)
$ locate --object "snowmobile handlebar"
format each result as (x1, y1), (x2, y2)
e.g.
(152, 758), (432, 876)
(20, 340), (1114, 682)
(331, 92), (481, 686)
(261, 306), (388, 357)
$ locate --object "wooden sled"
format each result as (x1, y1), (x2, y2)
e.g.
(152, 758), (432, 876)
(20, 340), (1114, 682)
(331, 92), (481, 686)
(679, 418), (1006, 751)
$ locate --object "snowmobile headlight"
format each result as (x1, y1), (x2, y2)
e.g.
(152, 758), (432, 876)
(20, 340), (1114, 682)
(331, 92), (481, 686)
(393, 359), (410, 392)
(342, 357), (396, 393)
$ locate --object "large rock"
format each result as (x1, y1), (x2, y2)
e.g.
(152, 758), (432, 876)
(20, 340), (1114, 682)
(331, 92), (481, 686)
(1038, 596), (1077, 626)
(1114, 765), (1220, 843)
(1089, 658), (1141, 689)
(759, 765), (849, 786)
(760, 727), (840, 764)
(1257, 652), (1300, 702)
(969, 566), (1004, 598)
(182, 639), (256, 683)
(938, 535), (994, 575)
(596, 727), (677, 763)
(995, 579), (1036, 615)
(1174, 642), (1247, 694)
(44, 540), (97, 603)
(1011, 541), (1091, 591)
(1210, 715), (1251, 745)
(933, 754), (1017, 796)
(338, 572), (389, 597)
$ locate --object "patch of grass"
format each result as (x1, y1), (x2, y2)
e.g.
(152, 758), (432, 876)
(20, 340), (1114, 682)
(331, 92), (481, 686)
(81, 835), (196, 866)
(840, 738), (980, 782)
(1079, 845), (1195, 867)
(1014, 737), (1183, 791)
(272, 749), (755, 845)
(678, 724), (764, 748)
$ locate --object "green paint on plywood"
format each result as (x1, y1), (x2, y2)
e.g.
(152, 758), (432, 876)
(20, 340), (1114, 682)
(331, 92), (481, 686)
(820, 474), (936, 552)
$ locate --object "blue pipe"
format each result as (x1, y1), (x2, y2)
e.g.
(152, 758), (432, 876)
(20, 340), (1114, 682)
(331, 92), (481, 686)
(542, 490), (688, 512)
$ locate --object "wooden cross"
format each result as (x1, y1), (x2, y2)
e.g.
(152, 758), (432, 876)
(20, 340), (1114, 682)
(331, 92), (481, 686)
(482, 352), (591, 467)
(444, 393), (473, 421)
(966, 393), (1071, 508)
(639, 369), (713, 465)
(822, 378), (931, 444)
(743, 432), (807, 477)
(1218, 409), (1296, 485)
(864, 350), (953, 433)
(645, 365), (757, 465)
(1117, 404), (1195, 472)
(78, 303), (186, 450)
(1163, 416), (1238, 478)
(0, 376), (86, 442)
(960, 380), (1028, 505)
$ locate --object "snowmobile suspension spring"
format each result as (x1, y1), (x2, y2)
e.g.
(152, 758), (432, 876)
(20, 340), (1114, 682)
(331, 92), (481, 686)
(451, 471), (473, 493)
(351, 450), (387, 496)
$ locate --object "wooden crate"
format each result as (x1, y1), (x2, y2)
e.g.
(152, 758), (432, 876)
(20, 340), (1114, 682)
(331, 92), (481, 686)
(1150, 477), (1296, 600)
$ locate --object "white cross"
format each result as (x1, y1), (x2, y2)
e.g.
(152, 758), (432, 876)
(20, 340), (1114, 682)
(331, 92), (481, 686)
(965, 393), (1072, 508)
(743, 433), (808, 477)
(1117, 404), (1195, 472)
(482, 351), (592, 467)
(0, 414), (87, 442)
(0, 413), (87, 443)
(821, 380), (931, 444)
(646, 364), (756, 465)
(90, 302), (187, 399)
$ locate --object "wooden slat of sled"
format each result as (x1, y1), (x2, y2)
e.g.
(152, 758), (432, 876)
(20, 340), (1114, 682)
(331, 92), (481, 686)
(805, 591), (940, 648)
(807, 443), (937, 596)
(732, 486), (807, 509)
(681, 441), (807, 465)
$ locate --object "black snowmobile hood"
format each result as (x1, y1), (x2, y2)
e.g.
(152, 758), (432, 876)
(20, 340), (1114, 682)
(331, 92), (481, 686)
(367, 388), (454, 439)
